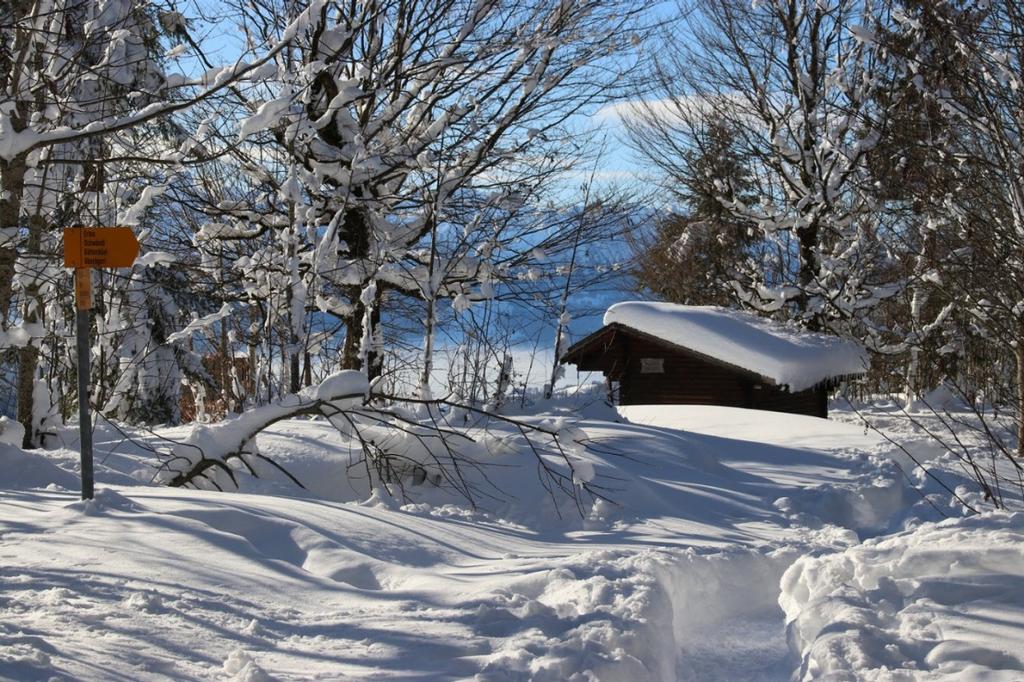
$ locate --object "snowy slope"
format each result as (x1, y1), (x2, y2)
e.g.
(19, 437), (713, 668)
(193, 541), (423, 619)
(781, 512), (1024, 681)
(1, 404), (1020, 681)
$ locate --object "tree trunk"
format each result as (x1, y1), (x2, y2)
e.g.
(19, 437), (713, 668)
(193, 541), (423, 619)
(419, 295), (435, 397)
(16, 346), (37, 448)
(341, 309), (362, 371)
(367, 296), (382, 381)
(1017, 340), (1024, 461)
(796, 221), (822, 332)
(0, 245), (14, 326)
(0, 155), (27, 326)
(220, 315), (233, 412)
(16, 212), (45, 448)
(340, 291), (382, 380)
(278, 330), (287, 399)
(248, 338), (258, 402)
(289, 351), (301, 394)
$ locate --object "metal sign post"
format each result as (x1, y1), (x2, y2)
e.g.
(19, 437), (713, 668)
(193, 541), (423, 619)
(64, 227), (139, 501)
(75, 267), (94, 500)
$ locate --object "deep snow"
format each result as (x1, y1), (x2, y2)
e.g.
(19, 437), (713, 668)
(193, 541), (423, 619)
(1, 400), (1020, 681)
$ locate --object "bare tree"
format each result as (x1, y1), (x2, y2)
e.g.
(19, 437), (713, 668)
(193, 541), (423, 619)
(0, 0), (326, 445)
(182, 0), (653, 385)
(882, 0), (1024, 463)
(626, 0), (895, 331)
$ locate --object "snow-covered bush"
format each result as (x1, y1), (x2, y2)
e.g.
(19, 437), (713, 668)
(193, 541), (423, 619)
(147, 370), (605, 515)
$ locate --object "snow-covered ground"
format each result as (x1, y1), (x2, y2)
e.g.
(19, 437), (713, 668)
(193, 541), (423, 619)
(1, 400), (1021, 680)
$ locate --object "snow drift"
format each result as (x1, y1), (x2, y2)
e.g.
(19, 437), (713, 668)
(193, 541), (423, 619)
(0, 403), (1019, 680)
(781, 512), (1024, 680)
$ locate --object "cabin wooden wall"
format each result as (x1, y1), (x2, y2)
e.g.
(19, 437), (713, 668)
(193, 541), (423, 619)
(614, 334), (829, 418)
(564, 328), (831, 417)
(618, 336), (747, 406)
(749, 384), (828, 418)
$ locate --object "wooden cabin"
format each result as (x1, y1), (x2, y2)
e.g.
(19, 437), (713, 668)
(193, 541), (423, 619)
(560, 303), (866, 418)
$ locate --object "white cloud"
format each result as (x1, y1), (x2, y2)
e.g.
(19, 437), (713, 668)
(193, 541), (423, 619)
(595, 92), (760, 127)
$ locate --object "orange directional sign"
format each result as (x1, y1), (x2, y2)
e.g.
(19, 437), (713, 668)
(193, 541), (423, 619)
(64, 227), (140, 268)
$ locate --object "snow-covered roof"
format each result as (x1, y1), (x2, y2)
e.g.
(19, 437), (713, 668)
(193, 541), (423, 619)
(602, 302), (867, 391)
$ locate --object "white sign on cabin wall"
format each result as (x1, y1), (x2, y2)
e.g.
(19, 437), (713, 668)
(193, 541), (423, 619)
(640, 358), (665, 374)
